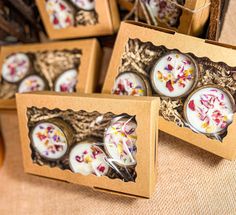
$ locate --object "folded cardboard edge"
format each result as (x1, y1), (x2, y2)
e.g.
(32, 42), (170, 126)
(93, 186), (149, 199)
(118, 0), (210, 13)
(0, 38), (97, 51)
(0, 133), (4, 167)
(26, 171), (148, 198)
(108, 0), (121, 33)
(123, 21), (236, 50)
(124, 20), (176, 35)
(81, 39), (102, 93)
(16, 92), (160, 102)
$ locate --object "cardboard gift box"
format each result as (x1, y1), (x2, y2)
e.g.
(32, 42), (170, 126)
(16, 92), (159, 198)
(102, 21), (236, 160)
(0, 133), (4, 167)
(0, 39), (101, 110)
(36, 0), (120, 40)
(118, 0), (210, 36)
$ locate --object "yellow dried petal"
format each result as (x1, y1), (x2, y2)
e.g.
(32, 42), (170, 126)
(157, 71), (163, 80)
(117, 143), (123, 154)
(84, 155), (92, 163)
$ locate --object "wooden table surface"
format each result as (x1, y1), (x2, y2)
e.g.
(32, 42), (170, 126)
(1, 1), (236, 214)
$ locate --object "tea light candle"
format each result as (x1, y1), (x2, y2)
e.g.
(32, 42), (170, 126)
(112, 71), (152, 96)
(147, 0), (182, 27)
(151, 51), (198, 98)
(184, 86), (234, 135)
(2, 53), (30, 83)
(54, 69), (77, 92)
(71, 0), (95, 10)
(18, 75), (47, 93)
(104, 116), (137, 167)
(31, 121), (70, 160)
(69, 142), (109, 176)
(46, 0), (74, 29)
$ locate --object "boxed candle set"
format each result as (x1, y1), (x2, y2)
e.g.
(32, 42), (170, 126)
(119, 0), (210, 36)
(16, 92), (159, 198)
(36, 0), (120, 39)
(103, 21), (236, 160)
(0, 39), (101, 109)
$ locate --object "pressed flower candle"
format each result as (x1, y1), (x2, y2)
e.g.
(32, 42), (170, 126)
(69, 142), (109, 176)
(31, 121), (70, 160)
(71, 0), (95, 10)
(18, 75), (47, 93)
(151, 51), (198, 98)
(147, 0), (183, 27)
(104, 115), (137, 167)
(54, 69), (77, 92)
(112, 71), (151, 96)
(2, 53), (30, 83)
(46, 0), (74, 29)
(184, 86), (234, 135)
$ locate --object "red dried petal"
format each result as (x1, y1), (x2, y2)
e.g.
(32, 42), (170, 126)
(166, 80), (174, 92)
(75, 155), (83, 163)
(60, 3), (66, 10)
(188, 100), (195, 111)
(65, 16), (71, 23)
(167, 64), (173, 71)
(97, 165), (105, 173)
(118, 83), (125, 92)
(53, 17), (59, 25)
(55, 144), (63, 152)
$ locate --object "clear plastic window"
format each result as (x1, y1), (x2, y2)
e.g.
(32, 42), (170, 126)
(45, 0), (98, 29)
(0, 49), (81, 99)
(27, 107), (137, 182)
(112, 38), (236, 141)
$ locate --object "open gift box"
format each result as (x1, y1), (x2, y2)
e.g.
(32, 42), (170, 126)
(102, 21), (236, 160)
(36, 0), (120, 39)
(118, 0), (210, 36)
(0, 39), (101, 110)
(16, 92), (159, 198)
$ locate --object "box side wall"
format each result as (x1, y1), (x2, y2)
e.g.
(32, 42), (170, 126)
(109, 0), (121, 32)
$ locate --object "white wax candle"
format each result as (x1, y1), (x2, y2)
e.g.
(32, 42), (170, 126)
(147, 0), (182, 26)
(2, 53), (30, 83)
(46, 0), (74, 29)
(151, 52), (197, 98)
(71, 0), (95, 10)
(54, 69), (77, 92)
(69, 142), (109, 176)
(18, 75), (46, 93)
(104, 116), (137, 166)
(185, 87), (234, 134)
(31, 122), (68, 160)
(112, 72), (148, 96)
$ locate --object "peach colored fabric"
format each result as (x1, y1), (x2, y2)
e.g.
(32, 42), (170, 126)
(1, 1), (236, 214)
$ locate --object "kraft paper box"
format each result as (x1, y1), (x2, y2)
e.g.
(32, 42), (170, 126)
(0, 39), (101, 110)
(36, 0), (120, 40)
(102, 21), (236, 160)
(118, 0), (210, 36)
(16, 93), (159, 198)
(0, 134), (4, 167)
